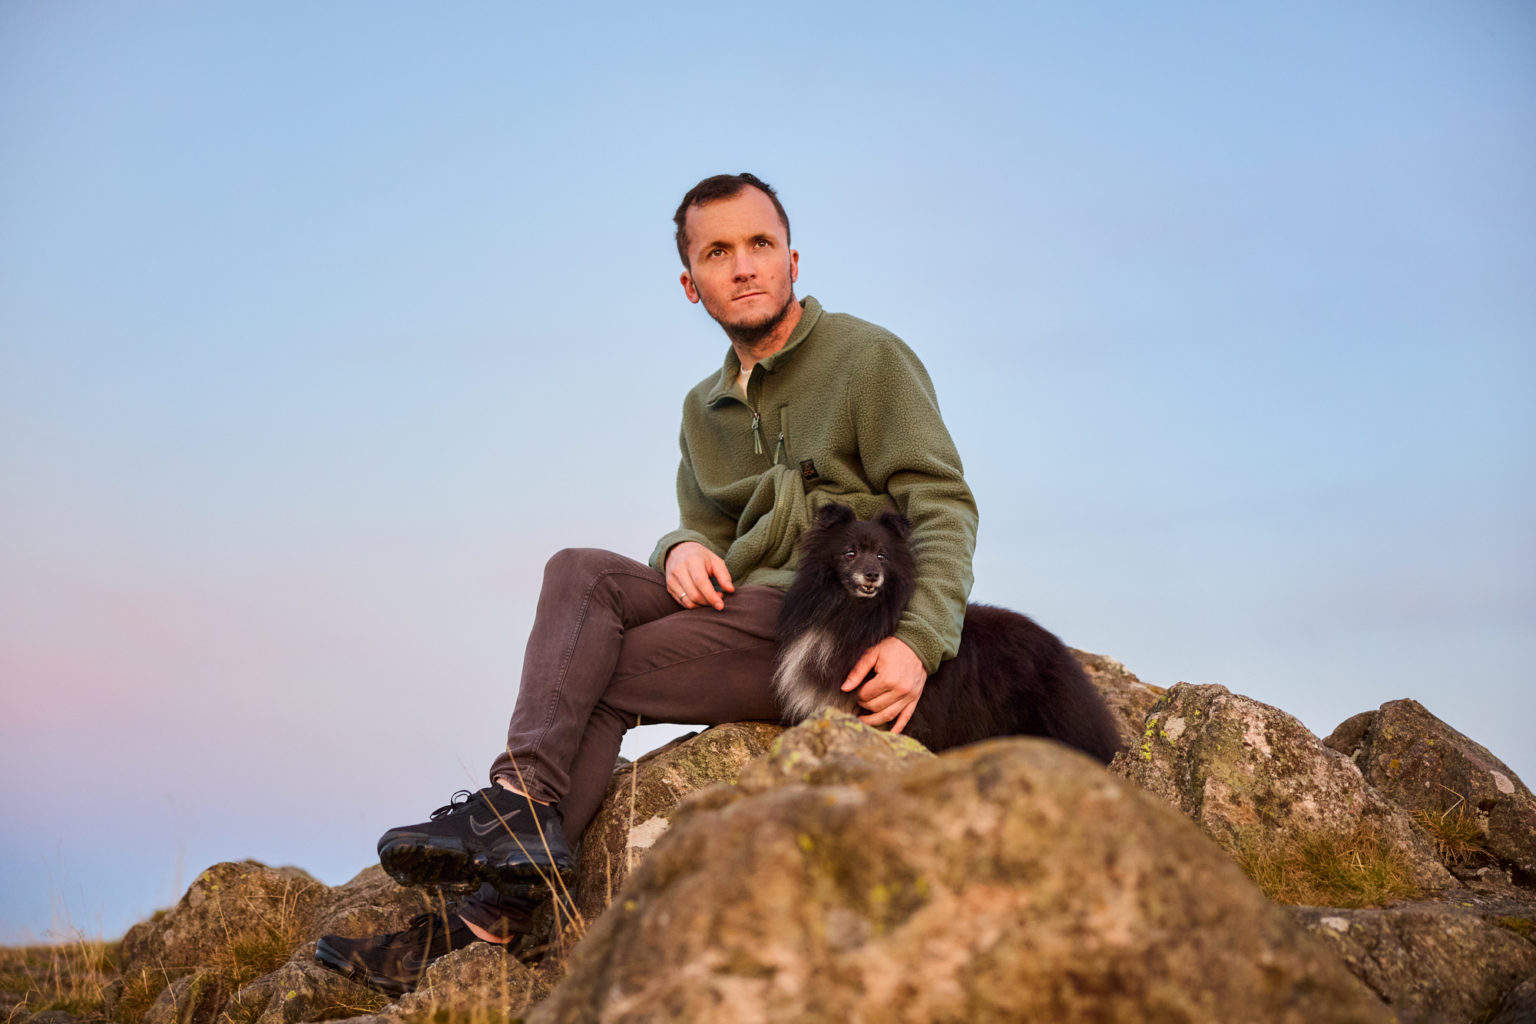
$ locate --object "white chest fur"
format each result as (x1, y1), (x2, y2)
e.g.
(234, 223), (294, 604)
(772, 628), (860, 722)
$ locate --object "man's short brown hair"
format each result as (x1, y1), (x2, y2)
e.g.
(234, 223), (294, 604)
(673, 172), (791, 268)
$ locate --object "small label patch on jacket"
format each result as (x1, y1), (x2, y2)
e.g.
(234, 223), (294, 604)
(799, 459), (820, 482)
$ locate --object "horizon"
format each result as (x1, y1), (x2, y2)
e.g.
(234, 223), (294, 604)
(3, 2), (1533, 943)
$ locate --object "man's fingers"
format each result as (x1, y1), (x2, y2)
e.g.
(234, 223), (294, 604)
(859, 701), (902, 726)
(858, 680), (915, 716)
(687, 563), (724, 610)
(891, 701), (917, 735)
(712, 557), (735, 594)
(842, 650), (878, 692)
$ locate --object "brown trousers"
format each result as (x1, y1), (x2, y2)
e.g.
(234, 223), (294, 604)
(486, 547), (784, 839)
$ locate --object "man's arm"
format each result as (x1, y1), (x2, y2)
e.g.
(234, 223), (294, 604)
(649, 423), (740, 610)
(841, 335), (978, 730)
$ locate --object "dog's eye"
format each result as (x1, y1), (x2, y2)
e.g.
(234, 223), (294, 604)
(842, 549), (855, 559)
(877, 551), (887, 560)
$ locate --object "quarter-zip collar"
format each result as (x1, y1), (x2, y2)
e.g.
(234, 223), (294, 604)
(704, 296), (825, 408)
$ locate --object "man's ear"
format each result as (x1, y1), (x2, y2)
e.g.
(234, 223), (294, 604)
(789, 248), (799, 284)
(680, 270), (700, 304)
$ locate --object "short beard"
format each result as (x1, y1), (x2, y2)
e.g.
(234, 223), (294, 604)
(716, 292), (799, 351)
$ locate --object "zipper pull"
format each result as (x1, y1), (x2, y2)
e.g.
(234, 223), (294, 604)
(774, 432), (785, 465)
(751, 411), (763, 455)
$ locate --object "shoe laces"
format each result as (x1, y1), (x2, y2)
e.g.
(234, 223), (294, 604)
(428, 789), (481, 820)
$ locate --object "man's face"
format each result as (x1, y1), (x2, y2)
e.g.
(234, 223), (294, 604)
(679, 187), (799, 345)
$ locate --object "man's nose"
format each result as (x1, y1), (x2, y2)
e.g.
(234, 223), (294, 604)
(732, 251), (756, 279)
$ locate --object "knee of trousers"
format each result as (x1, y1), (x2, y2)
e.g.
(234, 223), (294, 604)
(543, 547), (644, 583)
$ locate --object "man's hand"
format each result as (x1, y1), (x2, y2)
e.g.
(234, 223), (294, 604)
(842, 636), (927, 734)
(663, 541), (735, 611)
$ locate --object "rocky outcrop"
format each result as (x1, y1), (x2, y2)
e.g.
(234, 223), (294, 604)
(1111, 682), (1454, 895)
(530, 723), (1394, 1024)
(1290, 903), (1536, 1024)
(572, 721), (782, 922)
(1072, 648), (1165, 749)
(16, 659), (1535, 1024)
(735, 706), (933, 790)
(1326, 698), (1536, 883)
(107, 863), (430, 1024)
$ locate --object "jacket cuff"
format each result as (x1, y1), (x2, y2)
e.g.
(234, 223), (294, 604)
(894, 618), (946, 676)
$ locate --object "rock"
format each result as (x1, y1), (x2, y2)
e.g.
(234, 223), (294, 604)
(310, 942), (564, 1024)
(308, 865), (437, 943)
(572, 721), (783, 922)
(219, 952), (386, 1024)
(733, 707), (932, 792)
(397, 940), (560, 1021)
(1325, 699), (1536, 883)
(113, 862), (329, 1024)
(1490, 974), (1536, 1024)
(1111, 683), (1454, 898)
(1072, 648), (1165, 749)
(528, 730), (1394, 1023)
(1291, 903), (1536, 1024)
(140, 971), (229, 1024)
(110, 861), (430, 1024)
(118, 862), (325, 979)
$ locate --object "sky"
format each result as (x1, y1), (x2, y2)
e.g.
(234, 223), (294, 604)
(1, 2), (1532, 943)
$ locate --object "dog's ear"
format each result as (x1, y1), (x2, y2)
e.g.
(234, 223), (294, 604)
(875, 510), (912, 540)
(815, 503), (856, 529)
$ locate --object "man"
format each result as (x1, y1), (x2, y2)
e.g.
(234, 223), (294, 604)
(315, 173), (978, 995)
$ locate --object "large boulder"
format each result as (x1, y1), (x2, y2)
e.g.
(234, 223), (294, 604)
(1326, 699), (1536, 883)
(1290, 903), (1536, 1024)
(1112, 683), (1453, 899)
(528, 723), (1394, 1023)
(572, 721), (783, 921)
(1072, 648), (1165, 750)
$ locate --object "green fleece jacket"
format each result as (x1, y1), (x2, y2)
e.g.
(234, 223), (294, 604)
(649, 296), (978, 673)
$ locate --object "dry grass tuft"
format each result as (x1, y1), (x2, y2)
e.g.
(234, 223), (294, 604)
(111, 962), (180, 1024)
(1232, 822), (1421, 907)
(1411, 792), (1487, 867)
(1, 936), (118, 1021)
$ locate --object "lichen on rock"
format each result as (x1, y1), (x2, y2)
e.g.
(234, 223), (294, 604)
(1325, 698), (1536, 883)
(528, 735), (1394, 1023)
(1111, 682), (1454, 899)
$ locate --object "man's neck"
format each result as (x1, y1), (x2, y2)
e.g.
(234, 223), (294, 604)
(731, 298), (805, 375)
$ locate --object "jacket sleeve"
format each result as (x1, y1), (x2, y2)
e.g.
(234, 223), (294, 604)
(847, 337), (978, 673)
(649, 420), (739, 572)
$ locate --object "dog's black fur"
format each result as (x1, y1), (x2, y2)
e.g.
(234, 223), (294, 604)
(773, 503), (1125, 762)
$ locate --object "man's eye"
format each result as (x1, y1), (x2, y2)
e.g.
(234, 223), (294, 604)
(707, 248), (725, 259)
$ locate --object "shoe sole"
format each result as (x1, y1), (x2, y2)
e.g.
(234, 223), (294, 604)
(314, 937), (414, 998)
(379, 835), (574, 896)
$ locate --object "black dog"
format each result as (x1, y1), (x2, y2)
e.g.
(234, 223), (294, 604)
(773, 504), (1124, 762)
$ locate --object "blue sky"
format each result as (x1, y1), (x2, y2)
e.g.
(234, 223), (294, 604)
(2, 1), (1532, 942)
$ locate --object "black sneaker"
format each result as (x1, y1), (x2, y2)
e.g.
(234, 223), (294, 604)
(314, 910), (476, 997)
(377, 787), (574, 892)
